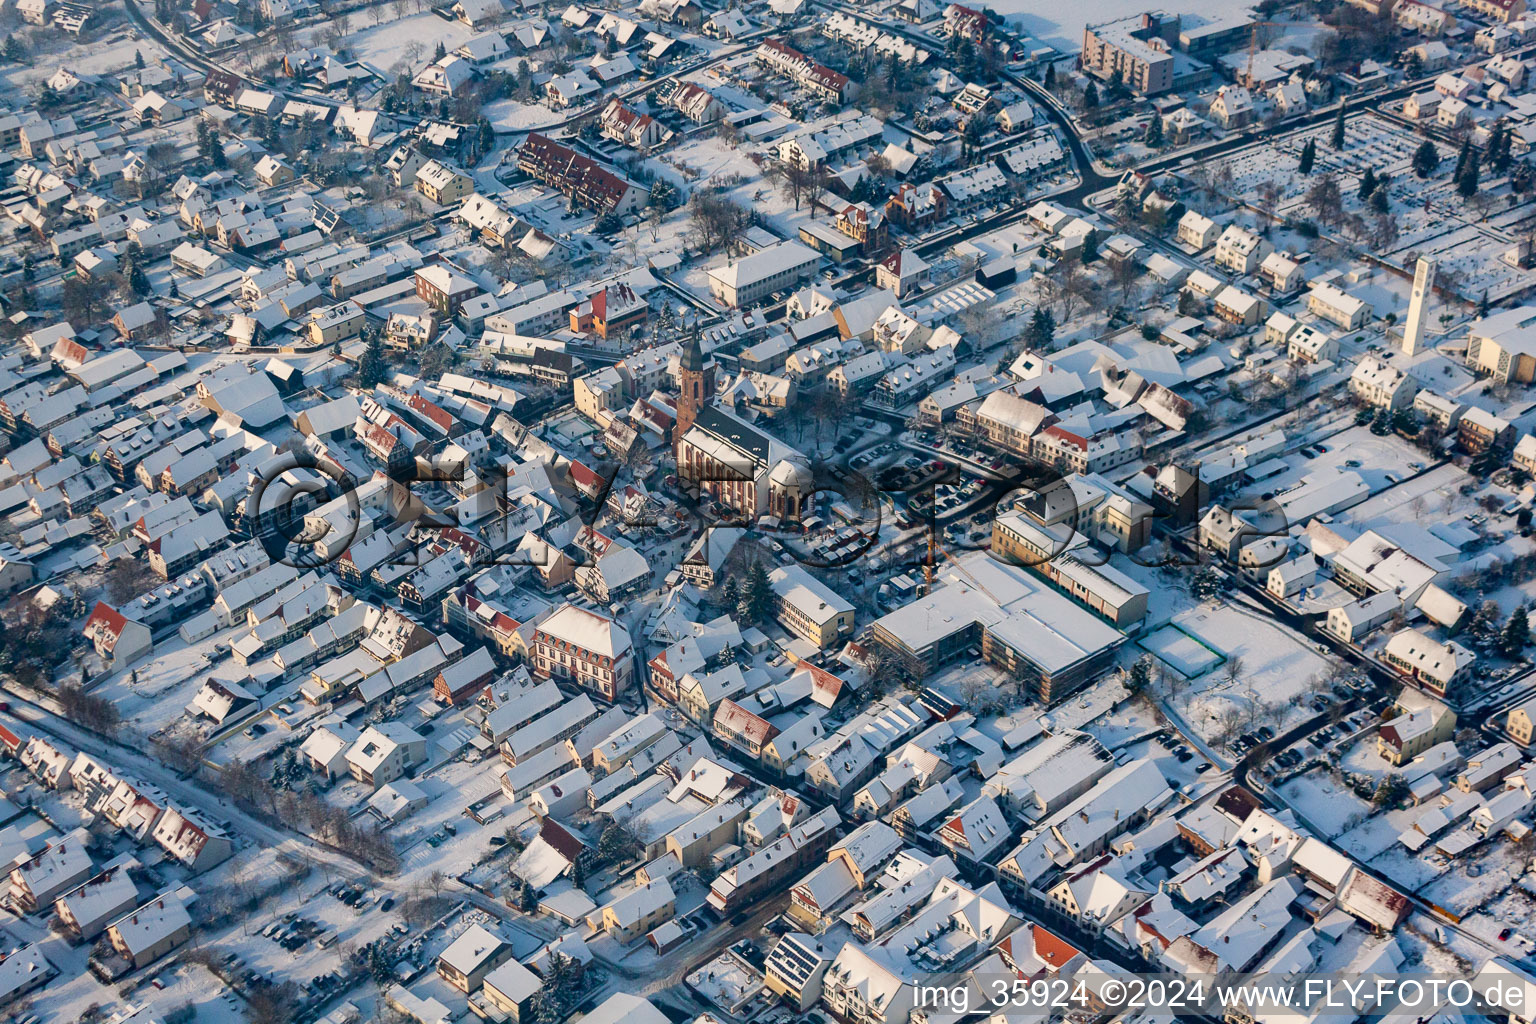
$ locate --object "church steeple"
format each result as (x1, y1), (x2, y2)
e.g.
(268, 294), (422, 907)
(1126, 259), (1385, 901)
(681, 325), (704, 373)
(675, 324), (712, 456)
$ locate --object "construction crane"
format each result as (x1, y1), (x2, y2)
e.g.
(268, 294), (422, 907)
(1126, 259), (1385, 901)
(1244, 21), (1287, 88)
(926, 530), (1003, 608)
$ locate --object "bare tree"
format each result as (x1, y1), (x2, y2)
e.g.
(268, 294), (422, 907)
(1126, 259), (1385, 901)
(1053, 259), (1091, 323)
(806, 166), (829, 220)
(1256, 178), (1282, 226)
(1222, 655), (1246, 688)
(1305, 173), (1344, 228)
(774, 162), (815, 212)
(1111, 259), (1141, 309)
(1216, 707), (1244, 745)
(687, 192), (750, 255)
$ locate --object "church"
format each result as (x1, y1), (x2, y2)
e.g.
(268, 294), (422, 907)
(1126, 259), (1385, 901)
(674, 333), (815, 522)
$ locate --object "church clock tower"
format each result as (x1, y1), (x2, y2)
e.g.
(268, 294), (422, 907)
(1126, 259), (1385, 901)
(675, 327), (713, 458)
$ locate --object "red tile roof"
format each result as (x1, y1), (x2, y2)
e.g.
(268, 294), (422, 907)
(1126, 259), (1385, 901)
(84, 601), (130, 651)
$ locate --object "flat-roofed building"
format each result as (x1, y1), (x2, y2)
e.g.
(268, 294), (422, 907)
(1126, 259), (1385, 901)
(1082, 12), (1177, 94)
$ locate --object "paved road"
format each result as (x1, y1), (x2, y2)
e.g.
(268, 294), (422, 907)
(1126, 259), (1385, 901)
(0, 676), (376, 882)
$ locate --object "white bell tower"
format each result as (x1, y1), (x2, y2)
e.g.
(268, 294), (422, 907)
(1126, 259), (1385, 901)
(1402, 257), (1436, 356)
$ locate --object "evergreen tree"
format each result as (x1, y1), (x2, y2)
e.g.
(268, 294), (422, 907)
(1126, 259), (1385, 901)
(1331, 102), (1346, 149)
(740, 561), (774, 624)
(1298, 139), (1315, 175)
(1369, 187), (1389, 215)
(358, 332), (387, 387)
(1357, 166), (1377, 201)
(1412, 140), (1438, 179)
(1480, 289), (1490, 317)
(649, 178), (678, 210)
(477, 117), (494, 155)
(1453, 140), (1471, 182)
(570, 854), (588, 891)
(1489, 121), (1510, 174)
(718, 574), (740, 610)
(125, 258), (149, 296)
(1027, 307), (1055, 349)
(1042, 62), (1055, 90)
(1515, 161), (1535, 193)
(135, 49), (145, 69)
(1124, 656), (1151, 694)
(1082, 80), (1099, 110)
(1373, 774), (1407, 809)
(1107, 66), (1130, 102)
(1189, 566), (1223, 603)
(1503, 605), (1531, 657)
(1143, 115), (1162, 148)
(434, 40), (447, 61)
(1, 36), (22, 64)
(210, 135), (227, 169)
(1457, 151), (1480, 200)
(1080, 227), (1098, 263)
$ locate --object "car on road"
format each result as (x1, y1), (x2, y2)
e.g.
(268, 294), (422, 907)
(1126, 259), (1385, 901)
(1501, 928), (1514, 941)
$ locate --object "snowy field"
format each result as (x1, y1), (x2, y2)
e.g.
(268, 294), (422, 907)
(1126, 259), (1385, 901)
(336, 11), (474, 75)
(1277, 772), (1374, 839)
(1148, 595), (1334, 746)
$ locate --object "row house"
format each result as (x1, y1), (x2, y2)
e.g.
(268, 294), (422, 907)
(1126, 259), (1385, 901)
(599, 100), (668, 151)
(755, 38), (854, 104)
(669, 82), (725, 123)
(9, 831), (93, 912)
(151, 807), (233, 872)
(517, 133), (646, 215)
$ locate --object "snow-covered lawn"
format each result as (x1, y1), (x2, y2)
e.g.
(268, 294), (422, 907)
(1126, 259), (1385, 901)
(336, 11), (473, 75)
(1164, 600), (1334, 744)
(0, 17), (162, 92)
(1277, 772), (1374, 839)
(1422, 842), (1531, 918)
